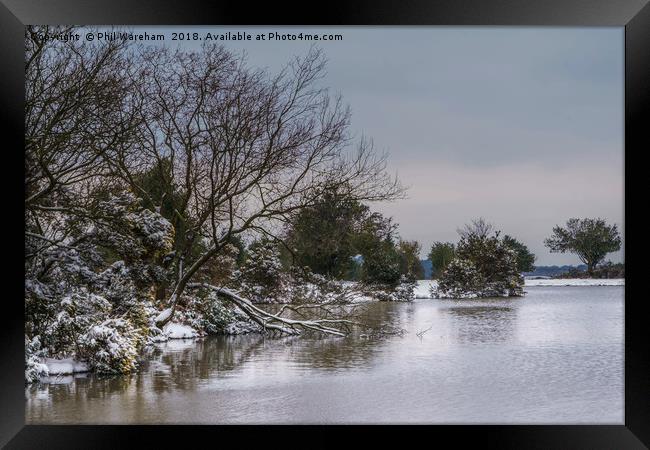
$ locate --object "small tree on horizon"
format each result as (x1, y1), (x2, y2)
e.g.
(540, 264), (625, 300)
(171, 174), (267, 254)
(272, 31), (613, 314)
(544, 218), (621, 276)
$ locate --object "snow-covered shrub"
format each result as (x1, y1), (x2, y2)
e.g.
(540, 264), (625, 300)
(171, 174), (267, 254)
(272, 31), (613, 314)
(93, 192), (174, 259)
(221, 307), (261, 335)
(176, 289), (257, 335)
(392, 277), (417, 301)
(435, 226), (524, 298)
(234, 241), (287, 303)
(95, 261), (138, 304)
(127, 208), (175, 255)
(362, 276), (415, 302)
(201, 296), (236, 334)
(43, 291), (112, 355)
(25, 190), (177, 374)
(94, 261), (164, 313)
(92, 193), (174, 299)
(25, 335), (48, 383)
(286, 267), (343, 304)
(125, 300), (159, 342)
(434, 259), (483, 298)
(78, 319), (140, 374)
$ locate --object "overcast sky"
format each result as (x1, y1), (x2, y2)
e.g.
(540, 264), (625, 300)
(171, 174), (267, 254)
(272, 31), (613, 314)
(133, 26), (624, 265)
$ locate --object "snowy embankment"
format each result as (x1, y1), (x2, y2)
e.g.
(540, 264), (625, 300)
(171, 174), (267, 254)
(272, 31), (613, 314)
(414, 278), (624, 299)
(36, 323), (200, 379)
(162, 322), (200, 339)
(44, 358), (89, 375)
(523, 278), (624, 287)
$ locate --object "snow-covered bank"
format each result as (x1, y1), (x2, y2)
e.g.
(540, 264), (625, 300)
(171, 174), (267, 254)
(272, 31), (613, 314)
(414, 278), (624, 299)
(44, 358), (89, 375)
(524, 278), (625, 287)
(162, 322), (200, 339)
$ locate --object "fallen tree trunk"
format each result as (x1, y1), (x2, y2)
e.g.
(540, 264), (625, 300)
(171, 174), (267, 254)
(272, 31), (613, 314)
(183, 283), (358, 337)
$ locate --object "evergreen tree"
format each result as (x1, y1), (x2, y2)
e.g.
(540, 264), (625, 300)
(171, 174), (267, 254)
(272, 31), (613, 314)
(285, 187), (407, 286)
(353, 213), (401, 286)
(285, 187), (369, 278)
(502, 235), (536, 273)
(362, 241), (402, 287)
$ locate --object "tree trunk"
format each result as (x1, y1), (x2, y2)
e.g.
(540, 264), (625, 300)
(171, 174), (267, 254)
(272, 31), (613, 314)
(154, 246), (221, 328)
(587, 262), (595, 277)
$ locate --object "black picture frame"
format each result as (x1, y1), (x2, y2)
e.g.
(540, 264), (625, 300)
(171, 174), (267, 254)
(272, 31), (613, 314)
(2, 0), (648, 447)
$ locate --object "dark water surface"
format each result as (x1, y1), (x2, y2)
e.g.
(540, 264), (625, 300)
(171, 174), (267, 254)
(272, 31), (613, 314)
(26, 286), (624, 424)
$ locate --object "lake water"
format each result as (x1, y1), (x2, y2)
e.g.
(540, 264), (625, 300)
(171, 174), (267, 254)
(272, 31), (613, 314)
(26, 285), (624, 424)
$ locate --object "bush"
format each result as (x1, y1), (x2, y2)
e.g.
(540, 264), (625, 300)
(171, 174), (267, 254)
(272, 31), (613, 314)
(78, 319), (141, 374)
(201, 295), (237, 334)
(362, 276), (416, 302)
(435, 220), (524, 298)
(388, 276), (417, 301)
(434, 259), (483, 298)
(25, 335), (49, 383)
(25, 191), (177, 376)
(173, 289), (258, 335)
(42, 291), (112, 356)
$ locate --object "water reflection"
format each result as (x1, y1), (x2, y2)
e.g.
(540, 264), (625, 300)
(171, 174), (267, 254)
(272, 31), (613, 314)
(138, 337), (257, 391)
(26, 286), (624, 424)
(440, 301), (519, 344)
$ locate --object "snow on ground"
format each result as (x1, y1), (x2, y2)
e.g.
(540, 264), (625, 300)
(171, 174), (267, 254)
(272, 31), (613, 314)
(414, 280), (438, 299)
(414, 278), (624, 299)
(523, 278), (624, 287)
(44, 358), (89, 375)
(162, 322), (199, 339)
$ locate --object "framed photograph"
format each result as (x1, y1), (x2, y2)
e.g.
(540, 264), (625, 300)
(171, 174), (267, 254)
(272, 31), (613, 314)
(3, 0), (648, 447)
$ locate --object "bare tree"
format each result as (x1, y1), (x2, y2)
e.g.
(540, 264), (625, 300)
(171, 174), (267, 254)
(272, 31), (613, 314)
(101, 44), (404, 328)
(25, 25), (143, 263)
(457, 218), (495, 240)
(25, 26), (140, 207)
